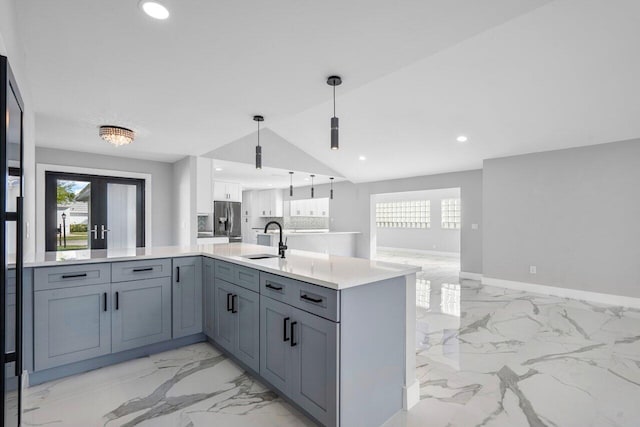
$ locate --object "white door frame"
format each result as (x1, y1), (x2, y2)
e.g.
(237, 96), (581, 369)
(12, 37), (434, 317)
(36, 163), (153, 253)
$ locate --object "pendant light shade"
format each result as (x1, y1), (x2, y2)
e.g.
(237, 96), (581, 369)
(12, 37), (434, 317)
(253, 115), (264, 169)
(289, 171), (294, 197)
(327, 76), (342, 150)
(310, 175), (315, 198)
(330, 177), (334, 200)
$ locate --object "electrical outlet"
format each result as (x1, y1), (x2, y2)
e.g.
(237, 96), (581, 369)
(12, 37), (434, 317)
(529, 265), (537, 274)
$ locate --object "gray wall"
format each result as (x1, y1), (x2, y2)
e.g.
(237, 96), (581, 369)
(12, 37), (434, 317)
(172, 156), (197, 246)
(375, 188), (461, 253)
(287, 169), (483, 274)
(36, 147), (175, 246)
(483, 139), (640, 298)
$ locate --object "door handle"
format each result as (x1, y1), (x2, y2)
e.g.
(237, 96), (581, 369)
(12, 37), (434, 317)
(176, 266), (180, 282)
(232, 294), (238, 313)
(226, 293), (233, 312)
(115, 291), (119, 310)
(290, 321), (298, 347)
(100, 224), (110, 240)
(90, 225), (98, 239)
(103, 292), (107, 312)
(283, 317), (290, 342)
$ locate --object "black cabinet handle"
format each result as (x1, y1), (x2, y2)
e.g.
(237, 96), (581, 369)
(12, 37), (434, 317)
(283, 317), (290, 342)
(62, 273), (87, 279)
(103, 292), (107, 312)
(133, 267), (153, 273)
(227, 293), (233, 312)
(266, 283), (283, 291)
(290, 321), (297, 347)
(300, 294), (322, 304)
(232, 294), (238, 313)
(176, 266), (180, 282)
(115, 291), (119, 310)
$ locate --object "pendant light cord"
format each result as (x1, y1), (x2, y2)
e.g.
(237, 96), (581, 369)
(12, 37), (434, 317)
(333, 85), (336, 118)
(257, 120), (260, 147)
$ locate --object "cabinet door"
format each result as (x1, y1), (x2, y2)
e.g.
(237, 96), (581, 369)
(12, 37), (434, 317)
(213, 279), (235, 353)
(34, 283), (111, 370)
(234, 286), (260, 372)
(228, 183), (242, 202)
(111, 278), (171, 353)
(203, 258), (215, 338)
(172, 257), (203, 338)
(272, 190), (283, 217)
(196, 157), (212, 213)
(260, 296), (293, 394)
(213, 181), (228, 201)
(289, 306), (339, 426)
(258, 190), (269, 216)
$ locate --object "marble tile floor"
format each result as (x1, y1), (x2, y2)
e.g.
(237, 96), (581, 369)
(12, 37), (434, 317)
(21, 249), (640, 426)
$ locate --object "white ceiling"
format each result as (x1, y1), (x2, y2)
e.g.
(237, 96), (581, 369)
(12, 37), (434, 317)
(17, 0), (640, 182)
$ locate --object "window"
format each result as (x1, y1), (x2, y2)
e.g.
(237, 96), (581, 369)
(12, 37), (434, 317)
(375, 200), (430, 228)
(441, 198), (461, 229)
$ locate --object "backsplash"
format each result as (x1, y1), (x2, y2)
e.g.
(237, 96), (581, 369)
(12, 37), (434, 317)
(283, 216), (330, 230)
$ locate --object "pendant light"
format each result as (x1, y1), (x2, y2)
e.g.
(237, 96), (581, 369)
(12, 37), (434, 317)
(327, 76), (342, 150)
(253, 115), (264, 169)
(289, 171), (294, 197)
(330, 177), (334, 200)
(310, 175), (315, 198)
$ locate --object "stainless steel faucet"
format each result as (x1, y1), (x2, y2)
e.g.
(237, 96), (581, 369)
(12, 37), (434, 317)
(264, 221), (287, 258)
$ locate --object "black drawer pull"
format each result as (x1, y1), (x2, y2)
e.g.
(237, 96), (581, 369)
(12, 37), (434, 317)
(283, 317), (290, 342)
(301, 294), (322, 303)
(103, 292), (107, 312)
(115, 291), (119, 310)
(176, 266), (180, 282)
(61, 273), (87, 279)
(133, 267), (153, 272)
(232, 294), (238, 313)
(227, 293), (233, 312)
(266, 283), (283, 291)
(290, 321), (298, 347)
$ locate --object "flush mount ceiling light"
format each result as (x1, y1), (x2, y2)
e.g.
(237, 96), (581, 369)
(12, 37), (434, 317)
(215, 167), (223, 171)
(456, 135), (468, 143)
(330, 177), (334, 200)
(327, 75), (342, 150)
(99, 125), (135, 146)
(253, 115), (264, 169)
(139, 1), (170, 19)
(310, 175), (315, 198)
(289, 171), (294, 197)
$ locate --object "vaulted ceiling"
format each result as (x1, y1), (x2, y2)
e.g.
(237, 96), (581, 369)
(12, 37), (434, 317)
(17, 0), (640, 182)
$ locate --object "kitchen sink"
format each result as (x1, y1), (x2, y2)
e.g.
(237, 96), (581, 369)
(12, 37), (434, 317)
(243, 254), (279, 260)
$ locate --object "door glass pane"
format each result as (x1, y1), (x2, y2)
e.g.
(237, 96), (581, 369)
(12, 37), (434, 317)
(56, 179), (90, 251)
(107, 183), (137, 249)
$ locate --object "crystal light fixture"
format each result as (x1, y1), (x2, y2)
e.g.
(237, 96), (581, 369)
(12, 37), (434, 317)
(254, 115), (264, 169)
(327, 76), (342, 150)
(99, 126), (135, 146)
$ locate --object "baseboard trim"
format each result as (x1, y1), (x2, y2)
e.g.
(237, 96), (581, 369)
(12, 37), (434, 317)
(482, 277), (640, 309)
(460, 271), (483, 280)
(403, 379), (420, 410)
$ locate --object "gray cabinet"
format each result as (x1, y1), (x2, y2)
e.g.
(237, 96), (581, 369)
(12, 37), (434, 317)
(213, 278), (260, 372)
(34, 283), (111, 370)
(111, 277), (171, 353)
(172, 257), (203, 338)
(260, 295), (338, 426)
(202, 258), (215, 338)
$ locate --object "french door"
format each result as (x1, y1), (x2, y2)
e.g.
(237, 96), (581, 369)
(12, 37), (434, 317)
(45, 172), (145, 251)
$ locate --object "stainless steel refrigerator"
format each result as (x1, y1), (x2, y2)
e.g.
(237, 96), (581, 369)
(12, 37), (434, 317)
(214, 201), (242, 242)
(2, 54), (24, 427)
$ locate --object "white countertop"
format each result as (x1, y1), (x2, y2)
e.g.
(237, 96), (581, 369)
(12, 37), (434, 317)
(19, 243), (419, 290)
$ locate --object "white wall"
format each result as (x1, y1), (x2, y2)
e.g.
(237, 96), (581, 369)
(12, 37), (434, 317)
(173, 156), (197, 246)
(36, 147), (175, 246)
(1, 0), (36, 257)
(375, 188), (461, 254)
(483, 139), (640, 298)
(288, 170), (483, 274)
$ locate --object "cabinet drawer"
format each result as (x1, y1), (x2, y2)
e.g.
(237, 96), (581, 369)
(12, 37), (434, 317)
(34, 264), (111, 291)
(214, 260), (235, 283)
(111, 259), (171, 282)
(260, 273), (340, 322)
(234, 265), (260, 292)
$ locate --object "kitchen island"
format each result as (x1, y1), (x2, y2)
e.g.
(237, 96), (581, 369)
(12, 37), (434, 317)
(18, 243), (420, 427)
(256, 230), (361, 257)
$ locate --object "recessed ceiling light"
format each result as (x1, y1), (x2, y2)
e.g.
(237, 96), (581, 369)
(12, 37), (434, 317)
(214, 167), (223, 171)
(304, 178), (310, 181)
(456, 135), (468, 143)
(140, 1), (170, 20)
(359, 155), (366, 161)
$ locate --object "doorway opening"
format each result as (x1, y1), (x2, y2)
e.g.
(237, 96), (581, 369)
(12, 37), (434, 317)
(44, 172), (145, 252)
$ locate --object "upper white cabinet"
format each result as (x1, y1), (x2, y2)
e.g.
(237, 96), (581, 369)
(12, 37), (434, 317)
(213, 181), (242, 202)
(196, 157), (213, 213)
(257, 190), (283, 217)
(290, 198), (329, 217)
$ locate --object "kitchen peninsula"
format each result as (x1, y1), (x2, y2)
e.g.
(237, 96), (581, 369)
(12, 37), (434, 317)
(18, 243), (420, 427)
